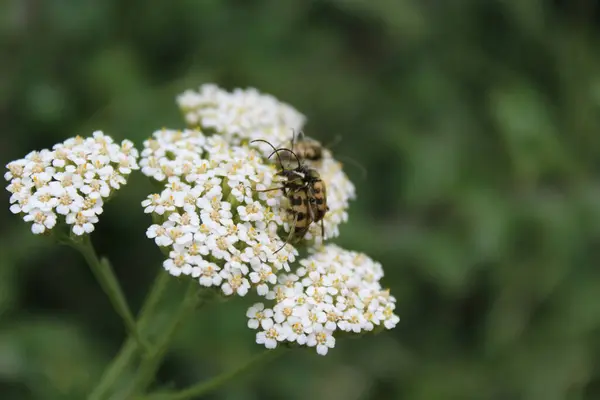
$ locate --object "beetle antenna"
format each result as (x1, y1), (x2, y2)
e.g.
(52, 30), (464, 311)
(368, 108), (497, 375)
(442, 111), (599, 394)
(324, 134), (342, 149)
(337, 155), (368, 180)
(267, 148), (302, 170)
(297, 129), (306, 141)
(250, 139), (286, 170)
(290, 128), (297, 151)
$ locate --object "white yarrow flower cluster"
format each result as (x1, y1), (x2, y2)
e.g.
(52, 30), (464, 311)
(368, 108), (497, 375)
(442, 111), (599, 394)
(142, 129), (299, 297)
(248, 245), (399, 355)
(5, 131), (139, 235)
(176, 84), (306, 149)
(167, 83), (398, 352)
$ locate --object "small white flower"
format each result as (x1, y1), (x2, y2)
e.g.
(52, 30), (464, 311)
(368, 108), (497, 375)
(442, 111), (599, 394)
(80, 178), (111, 199)
(382, 305), (400, 329)
(198, 261), (223, 287)
(53, 169), (84, 190)
(273, 298), (298, 324)
(6, 178), (31, 198)
(339, 308), (367, 333)
(237, 201), (265, 222)
(206, 233), (238, 260)
(228, 178), (253, 203)
(168, 211), (200, 234)
(249, 264), (277, 296)
(322, 303), (343, 331)
(246, 303), (274, 330)
(221, 270), (251, 297)
(301, 307), (327, 334)
(82, 197), (104, 216)
(146, 223), (171, 246)
(141, 193), (162, 214)
(23, 209), (57, 234)
(152, 190), (179, 215)
(5, 160), (27, 181)
(163, 250), (193, 277)
(9, 192), (33, 214)
(52, 185), (84, 215)
(67, 147), (89, 165)
(66, 210), (98, 235)
(282, 316), (308, 345)
(106, 169), (127, 189)
(198, 196), (232, 228)
(256, 324), (287, 350)
(306, 329), (336, 356)
(30, 186), (59, 212)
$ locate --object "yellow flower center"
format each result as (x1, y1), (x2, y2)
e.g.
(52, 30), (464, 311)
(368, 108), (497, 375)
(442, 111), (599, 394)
(315, 332), (328, 345)
(34, 212), (47, 224)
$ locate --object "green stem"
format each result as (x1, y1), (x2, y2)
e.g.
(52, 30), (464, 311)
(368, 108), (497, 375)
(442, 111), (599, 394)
(71, 235), (148, 353)
(88, 269), (171, 400)
(122, 279), (203, 398)
(141, 348), (286, 400)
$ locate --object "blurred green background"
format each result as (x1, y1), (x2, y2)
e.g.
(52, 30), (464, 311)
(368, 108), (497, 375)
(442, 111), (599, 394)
(2, 0), (600, 399)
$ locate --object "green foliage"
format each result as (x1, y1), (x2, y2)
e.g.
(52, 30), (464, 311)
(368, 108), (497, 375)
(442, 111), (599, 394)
(2, 0), (600, 398)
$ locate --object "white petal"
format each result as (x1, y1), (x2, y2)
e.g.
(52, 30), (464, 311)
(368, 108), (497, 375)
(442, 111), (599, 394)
(316, 345), (329, 356)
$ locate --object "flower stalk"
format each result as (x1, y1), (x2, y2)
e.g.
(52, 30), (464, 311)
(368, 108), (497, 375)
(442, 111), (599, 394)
(88, 269), (171, 400)
(119, 279), (211, 398)
(69, 235), (148, 353)
(139, 348), (286, 400)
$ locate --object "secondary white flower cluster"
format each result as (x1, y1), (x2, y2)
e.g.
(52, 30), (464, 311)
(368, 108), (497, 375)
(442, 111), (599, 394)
(248, 245), (399, 355)
(176, 84), (306, 149)
(5, 131), (139, 235)
(142, 128), (299, 297)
